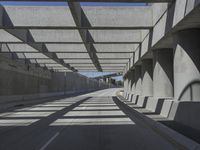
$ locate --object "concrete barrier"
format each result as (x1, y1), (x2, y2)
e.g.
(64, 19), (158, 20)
(123, 95), (174, 119)
(160, 99), (174, 117)
(136, 96), (148, 107)
(132, 95), (139, 104)
(128, 94), (133, 102)
(169, 101), (200, 130)
(145, 97), (157, 112)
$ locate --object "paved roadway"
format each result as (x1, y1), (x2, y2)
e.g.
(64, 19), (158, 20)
(0, 88), (180, 150)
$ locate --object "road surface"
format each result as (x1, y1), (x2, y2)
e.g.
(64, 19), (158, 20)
(0, 88), (181, 150)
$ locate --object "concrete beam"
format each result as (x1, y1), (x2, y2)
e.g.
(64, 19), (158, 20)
(89, 30), (145, 43)
(94, 44), (138, 53)
(68, 2), (102, 71)
(0, 7), (90, 72)
(4, 29), (77, 72)
(0, 5), (153, 30)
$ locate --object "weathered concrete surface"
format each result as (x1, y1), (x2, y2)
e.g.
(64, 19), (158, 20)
(89, 30), (144, 43)
(124, 1), (200, 74)
(141, 59), (153, 97)
(173, 29), (200, 101)
(3, 6), (76, 27)
(134, 65), (142, 95)
(0, 54), (109, 106)
(120, 96), (200, 148)
(82, 6), (153, 27)
(153, 49), (173, 99)
(30, 30), (82, 42)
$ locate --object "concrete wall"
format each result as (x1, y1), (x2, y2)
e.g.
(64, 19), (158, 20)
(173, 29), (200, 101)
(0, 53), (109, 104)
(123, 1), (200, 131)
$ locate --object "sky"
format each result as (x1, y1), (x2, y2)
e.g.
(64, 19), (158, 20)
(79, 72), (123, 81)
(0, 1), (144, 80)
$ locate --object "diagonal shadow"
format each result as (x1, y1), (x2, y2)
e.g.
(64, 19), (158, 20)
(0, 97), (91, 144)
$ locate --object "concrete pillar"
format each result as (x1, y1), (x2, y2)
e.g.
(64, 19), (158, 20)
(141, 59), (153, 97)
(126, 71), (134, 94)
(125, 71), (135, 101)
(106, 78), (109, 83)
(135, 65), (142, 95)
(153, 49), (173, 99)
(123, 77), (129, 97)
(130, 70), (135, 94)
(127, 74), (131, 94)
(173, 29), (200, 101)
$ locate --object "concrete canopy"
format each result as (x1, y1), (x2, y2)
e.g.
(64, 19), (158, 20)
(0, 1), (171, 73)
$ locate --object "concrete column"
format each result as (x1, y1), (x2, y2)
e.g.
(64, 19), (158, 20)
(153, 49), (173, 99)
(128, 73), (131, 94)
(173, 29), (200, 101)
(127, 71), (134, 94)
(106, 78), (109, 83)
(130, 70), (135, 94)
(123, 77), (128, 97)
(135, 65), (142, 95)
(141, 59), (153, 97)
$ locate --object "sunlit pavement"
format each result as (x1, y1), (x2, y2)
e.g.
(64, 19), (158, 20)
(0, 88), (179, 150)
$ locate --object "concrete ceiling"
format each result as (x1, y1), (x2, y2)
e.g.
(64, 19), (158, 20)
(0, 1), (171, 73)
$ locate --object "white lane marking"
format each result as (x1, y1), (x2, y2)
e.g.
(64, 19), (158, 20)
(39, 132), (60, 150)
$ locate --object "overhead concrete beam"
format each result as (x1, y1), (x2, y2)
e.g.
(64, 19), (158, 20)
(68, 2), (102, 71)
(94, 44), (138, 52)
(4, 29), (77, 72)
(89, 30), (145, 43)
(0, 5), (153, 30)
(0, 7), (79, 72)
(0, 29), (21, 42)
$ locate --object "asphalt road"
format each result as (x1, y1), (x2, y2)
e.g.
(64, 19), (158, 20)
(0, 88), (180, 150)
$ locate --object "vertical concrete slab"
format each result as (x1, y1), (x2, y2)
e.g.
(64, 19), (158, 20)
(123, 77), (128, 98)
(135, 65), (142, 95)
(141, 59), (153, 97)
(173, 29), (200, 101)
(126, 71), (134, 94)
(153, 49), (173, 99)
(130, 70), (135, 95)
(173, 0), (187, 27)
